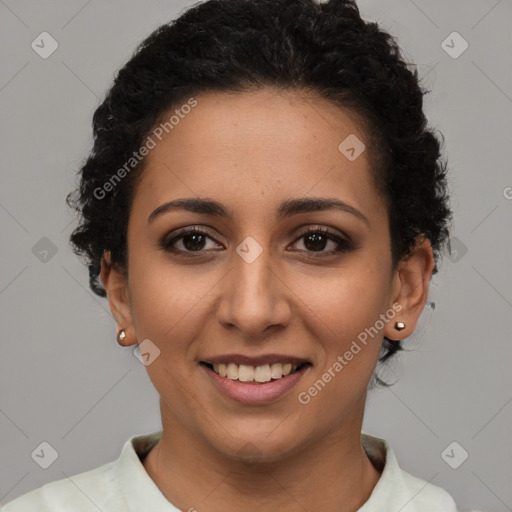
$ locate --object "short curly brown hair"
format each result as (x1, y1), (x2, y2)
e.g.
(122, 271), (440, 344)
(66, 0), (452, 384)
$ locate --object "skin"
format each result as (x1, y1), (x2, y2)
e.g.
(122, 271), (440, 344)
(100, 88), (434, 512)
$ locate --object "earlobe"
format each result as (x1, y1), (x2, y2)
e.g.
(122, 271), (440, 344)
(384, 236), (435, 340)
(99, 251), (136, 346)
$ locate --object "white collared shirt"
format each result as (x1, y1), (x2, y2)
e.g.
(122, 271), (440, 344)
(1, 431), (458, 511)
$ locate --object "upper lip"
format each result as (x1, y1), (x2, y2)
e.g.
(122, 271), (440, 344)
(201, 353), (311, 366)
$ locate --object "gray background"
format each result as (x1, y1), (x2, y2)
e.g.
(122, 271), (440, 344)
(0, 1), (511, 510)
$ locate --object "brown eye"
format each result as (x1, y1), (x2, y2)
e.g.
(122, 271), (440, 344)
(302, 231), (331, 251)
(180, 232), (208, 251)
(161, 227), (222, 254)
(290, 227), (354, 257)
(160, 226), (355, 258)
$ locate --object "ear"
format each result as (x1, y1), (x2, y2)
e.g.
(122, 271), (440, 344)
(384, 235), (435, 341)
(99, 251), (137, 347)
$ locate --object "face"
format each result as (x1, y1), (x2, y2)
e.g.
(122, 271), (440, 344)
(102, 88), (432, 462)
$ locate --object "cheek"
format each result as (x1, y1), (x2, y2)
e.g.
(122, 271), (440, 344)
(296, 255), (391, 340)
(126, 249), (218, 353)
(294, 269), (389, 419)
(292, 259), (391, 409)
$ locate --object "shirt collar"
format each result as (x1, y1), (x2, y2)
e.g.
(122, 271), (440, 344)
(359, 432), (438, 511)
(115, 430), (180, 512)
(115, 430), (421, 512)
(359, 432), (411, 510)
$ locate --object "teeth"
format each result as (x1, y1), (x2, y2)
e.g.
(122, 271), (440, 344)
(227, 363), (239, 380)
(254, 364), (271, 383)
(239, 364), (254, 382)
(209, 362), (305, 382)
(270, 363), (283, 379)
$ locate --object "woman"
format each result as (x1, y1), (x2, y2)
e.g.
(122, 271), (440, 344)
(2, 0), (458, 510)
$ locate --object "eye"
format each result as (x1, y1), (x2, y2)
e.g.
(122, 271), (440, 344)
(160, 227), (223, 254)
(289, 227), (354, 257)
(160, 226), (355, 257)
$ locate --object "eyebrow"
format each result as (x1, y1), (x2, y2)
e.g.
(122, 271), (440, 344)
(147, 197), (369, 226)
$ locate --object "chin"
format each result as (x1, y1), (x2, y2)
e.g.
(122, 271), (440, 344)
(210, 428), (309, 466)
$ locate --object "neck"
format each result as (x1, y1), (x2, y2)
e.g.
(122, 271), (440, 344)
(143, 411), (381, 512)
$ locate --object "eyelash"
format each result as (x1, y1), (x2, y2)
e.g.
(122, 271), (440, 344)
(160, 226), (355, 258)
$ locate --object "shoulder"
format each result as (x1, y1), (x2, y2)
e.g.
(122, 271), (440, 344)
(360, 432), (458, 512)
(400, 469), (458, 511)
(1, 460), (126, 512)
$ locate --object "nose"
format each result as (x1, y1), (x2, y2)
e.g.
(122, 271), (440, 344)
(216, 246), (292, 340)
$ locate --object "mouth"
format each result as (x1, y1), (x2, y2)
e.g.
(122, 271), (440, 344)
(200, 360), (312, 384)
(199, 355), (312, 404)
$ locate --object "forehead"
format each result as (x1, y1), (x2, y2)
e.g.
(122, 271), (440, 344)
(132, 88), (385, 224)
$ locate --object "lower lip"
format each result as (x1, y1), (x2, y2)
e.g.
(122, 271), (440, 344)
(201, 364), (310, 405)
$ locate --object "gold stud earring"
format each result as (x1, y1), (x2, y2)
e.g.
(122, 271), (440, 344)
(394, 321), (405, 331)
(117, 329), (127, 344)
